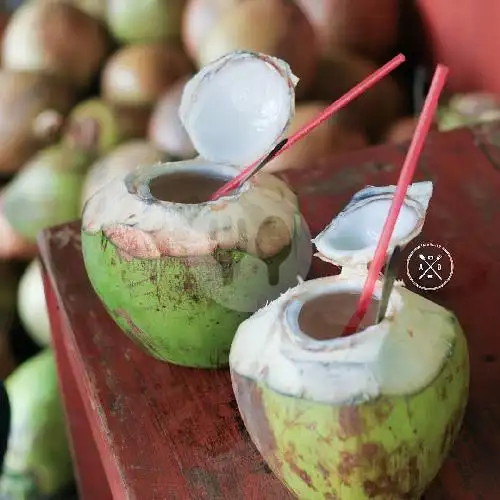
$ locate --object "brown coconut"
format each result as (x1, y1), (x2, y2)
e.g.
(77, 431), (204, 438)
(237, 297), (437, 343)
(264, 102), (367, 174)
(2, 1), (111, 89)
(148, 76), (197, 159)
(101, 43), (194, 108)
(198, 0), (318, 97)
(0, 71), (76, 175)
(182, 0), (242, 61)
(296, 0), (399, 60)
(307, 51), (407, 142)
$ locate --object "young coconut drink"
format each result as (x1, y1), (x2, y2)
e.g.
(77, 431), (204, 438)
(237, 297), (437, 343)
(230, 181), (470, 499)
(81, 51), (313, 368)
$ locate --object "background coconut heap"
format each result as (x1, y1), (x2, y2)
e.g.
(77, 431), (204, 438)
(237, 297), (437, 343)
(0, 0), (499, 498)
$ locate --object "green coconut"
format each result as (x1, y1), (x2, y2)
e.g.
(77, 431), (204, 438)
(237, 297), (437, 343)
(230, 182), (470, 499)
(0, 349), (74, 498)
(1, 144), (90, 244)
(18, 259), (51, 348)
(80, 139), (168, 210)
(106, 0), (187, 44)
(62, 98), (151, 164)
(437, 92), (500, 131)
(81, 51), (313, 368)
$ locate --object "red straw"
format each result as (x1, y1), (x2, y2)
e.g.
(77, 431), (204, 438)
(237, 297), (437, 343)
(209, 53), (406, 201)
(342, 64), (449, 337)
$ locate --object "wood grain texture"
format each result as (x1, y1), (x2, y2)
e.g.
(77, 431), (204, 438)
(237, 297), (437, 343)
(39, 125), (500, 499)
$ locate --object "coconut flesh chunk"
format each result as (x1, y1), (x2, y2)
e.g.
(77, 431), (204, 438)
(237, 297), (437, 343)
(179, 51), (297, 167)
(313, 181), (433, 268)
(230, 179), (461, 404)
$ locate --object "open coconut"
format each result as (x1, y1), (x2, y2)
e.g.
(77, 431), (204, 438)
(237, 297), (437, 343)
(81, 51), (313, 368)
(106, 0), (187, 44)
(198, 0), (319, 98)
(230, 181), (469, 499)
(0, 349), (74, 499)
(101, 43), (194, 108)
(1, 144), (90, 246)
(81, 140), (169, 210)
(148, 76), (198, 160)
(0, 71), (76, 175)
(2, 1), (111, 89)
(18, 259), (51, 348)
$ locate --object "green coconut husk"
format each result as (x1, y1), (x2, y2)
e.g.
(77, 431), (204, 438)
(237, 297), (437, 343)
(0, 349), (74, 499)
(1, 144), (91, 243)
(106, 0), (187, 44)
(62, 98), (151, 165)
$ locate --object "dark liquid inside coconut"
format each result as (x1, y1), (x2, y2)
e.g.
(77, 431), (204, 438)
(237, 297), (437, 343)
(298, 292), (379, 341)
(149, 172), (231, 204)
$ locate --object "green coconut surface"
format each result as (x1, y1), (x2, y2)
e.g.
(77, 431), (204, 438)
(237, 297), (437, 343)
(82, 230), (298, 367)
(0, 350), (73, 499)
(232, 319), (469, 500)
(106, 0), (186, 44)
(2, 145), (89, 242)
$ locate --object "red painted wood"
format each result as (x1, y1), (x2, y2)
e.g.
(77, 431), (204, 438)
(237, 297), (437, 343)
(38, 125), (500, 499)
(42, 265), (113, 500)
(416, 0), (500, 93)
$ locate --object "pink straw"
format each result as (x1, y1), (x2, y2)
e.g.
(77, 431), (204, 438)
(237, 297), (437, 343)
(209, 53), (406, 201)
(342, 64), (449, 337)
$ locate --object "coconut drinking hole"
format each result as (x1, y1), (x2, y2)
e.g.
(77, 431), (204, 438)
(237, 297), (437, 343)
(148, 171), (232, 204)
(298, 292), (380, 341)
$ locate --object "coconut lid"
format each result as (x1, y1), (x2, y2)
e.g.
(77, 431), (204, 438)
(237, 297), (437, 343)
(313, 181), (433, 268)
(179, 51), (298, 167)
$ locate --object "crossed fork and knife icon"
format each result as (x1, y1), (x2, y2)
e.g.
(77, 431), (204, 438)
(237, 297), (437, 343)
(418, 253), (443, 281)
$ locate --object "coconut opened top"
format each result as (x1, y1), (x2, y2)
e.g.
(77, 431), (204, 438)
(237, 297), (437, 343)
(313, 181), (434, 268)
(179, 51), (298, 167)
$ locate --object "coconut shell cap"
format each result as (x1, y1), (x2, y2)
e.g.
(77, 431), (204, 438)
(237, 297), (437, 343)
(179, 51), (297, 167)
(313, 181), (433, 268)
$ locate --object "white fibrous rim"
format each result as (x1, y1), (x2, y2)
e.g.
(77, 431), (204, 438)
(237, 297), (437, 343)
(229, 273), (459, 405)
(313, 181), (433, 268)
(81, 158), (300, 259)
(179, 51), (297, 168)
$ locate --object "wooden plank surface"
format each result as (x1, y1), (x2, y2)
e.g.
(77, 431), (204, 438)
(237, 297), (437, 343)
(39, 125), (500, 499)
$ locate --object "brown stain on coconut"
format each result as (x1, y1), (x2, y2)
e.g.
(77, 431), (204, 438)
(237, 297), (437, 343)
(337, 442), (422, 498)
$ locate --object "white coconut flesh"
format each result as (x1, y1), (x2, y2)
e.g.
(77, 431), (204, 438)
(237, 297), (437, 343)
(179, 51), (298, 167)
(82, 158), (300, 259)
(313, 181), (433, 268)
(229, 275), (459, 405)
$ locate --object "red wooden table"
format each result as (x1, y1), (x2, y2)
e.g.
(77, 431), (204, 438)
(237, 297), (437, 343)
(39, 123), (500, 499)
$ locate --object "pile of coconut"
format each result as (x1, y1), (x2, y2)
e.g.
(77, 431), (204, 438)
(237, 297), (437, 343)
(0, 1), (497, 498)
